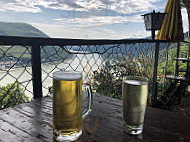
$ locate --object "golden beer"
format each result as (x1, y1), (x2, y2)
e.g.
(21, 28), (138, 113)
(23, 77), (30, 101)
(122, 76), (148, 135)
(53, 71), (83, 141)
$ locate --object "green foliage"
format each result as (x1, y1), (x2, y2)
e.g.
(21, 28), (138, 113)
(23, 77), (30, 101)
(156, 41), (189, 108)
(180, 0), (185, 8)
(48, 86), (53, 94)
(91, 55), (154, 100)
(158, 42), (189, 81)
(0, 82), (29, 109)
(91, 41), (189, 106)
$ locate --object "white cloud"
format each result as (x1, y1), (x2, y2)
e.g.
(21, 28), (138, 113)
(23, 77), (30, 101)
(32, 22), (150, 39)
(0, 0), (161, 14)
(75, 0), (160, 14)
(0, 0), (41, 13)
(0, 0), (162, 39)
(54, 14), (144, 28)
(0, 9), (6, 12)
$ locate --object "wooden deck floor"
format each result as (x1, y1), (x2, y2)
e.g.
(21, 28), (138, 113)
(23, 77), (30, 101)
(0, 94), (190, 142)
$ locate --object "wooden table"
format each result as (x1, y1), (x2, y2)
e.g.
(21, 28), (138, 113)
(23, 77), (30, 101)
(0, 94), (190, 142)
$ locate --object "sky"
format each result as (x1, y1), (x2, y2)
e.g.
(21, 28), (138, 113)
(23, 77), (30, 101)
(0, 0), (188, 39)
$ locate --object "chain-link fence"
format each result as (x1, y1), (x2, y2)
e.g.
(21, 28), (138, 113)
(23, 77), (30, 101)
(41, 43), (157, 97)
(0, 36), (182, 108)
(0, 45), (32, 109)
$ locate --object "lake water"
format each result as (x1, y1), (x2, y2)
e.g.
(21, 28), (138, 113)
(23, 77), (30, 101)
(0, 54), (103, 99)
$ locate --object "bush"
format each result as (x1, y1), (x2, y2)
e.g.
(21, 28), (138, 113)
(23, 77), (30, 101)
(0, 81), (29, 109)
(91, 56), (154, 100)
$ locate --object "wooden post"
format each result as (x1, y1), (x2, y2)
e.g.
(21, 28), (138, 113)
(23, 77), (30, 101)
(31, 44), (43, 99)
(152, 42), (160, 107)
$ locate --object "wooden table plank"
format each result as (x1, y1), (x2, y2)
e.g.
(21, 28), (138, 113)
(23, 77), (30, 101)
(0, 108), (53, 142)
(0, 94), (190, 142)
(0, 119), (40, 142)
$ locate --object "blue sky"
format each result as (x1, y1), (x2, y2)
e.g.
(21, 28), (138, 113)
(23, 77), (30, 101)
(0, 0), (188, 39)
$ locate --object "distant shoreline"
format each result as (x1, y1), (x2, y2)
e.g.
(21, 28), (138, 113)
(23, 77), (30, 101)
(0, 56), (75, 74)
(0, 66), (31, 74)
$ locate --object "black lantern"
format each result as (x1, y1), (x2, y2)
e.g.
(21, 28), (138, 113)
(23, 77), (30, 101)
(142, 10), (167, 39)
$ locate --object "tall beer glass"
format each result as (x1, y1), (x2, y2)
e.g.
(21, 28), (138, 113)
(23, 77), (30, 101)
(122, 76), (148, 135)
(53, 71), (92, 141)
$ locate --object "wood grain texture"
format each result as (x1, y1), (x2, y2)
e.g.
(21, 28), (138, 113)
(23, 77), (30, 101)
(0, 94), (190, 142)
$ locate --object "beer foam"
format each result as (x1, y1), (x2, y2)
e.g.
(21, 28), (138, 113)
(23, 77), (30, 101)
(124, 80), (148, 85)
(53, 71), (82, 81)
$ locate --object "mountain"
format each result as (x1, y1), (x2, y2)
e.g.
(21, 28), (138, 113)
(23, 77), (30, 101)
(0, 22), (69, 65)
(0, 22), (48, 37)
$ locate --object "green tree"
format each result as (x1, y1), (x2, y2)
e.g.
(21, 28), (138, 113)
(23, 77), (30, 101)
(0, 82), (29, 109)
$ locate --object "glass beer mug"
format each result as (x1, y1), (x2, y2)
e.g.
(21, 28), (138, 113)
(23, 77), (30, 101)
(53, 71), (93, 141)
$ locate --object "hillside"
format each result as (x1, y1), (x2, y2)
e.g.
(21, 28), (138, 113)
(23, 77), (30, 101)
(0, 22), (48, 37)
(0, 22), (69, 65)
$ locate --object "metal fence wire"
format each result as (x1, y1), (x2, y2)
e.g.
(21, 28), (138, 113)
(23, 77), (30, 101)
(0, 45), (32, 109)
(0, 36), (177, 109)
(41, 43), (157, 97)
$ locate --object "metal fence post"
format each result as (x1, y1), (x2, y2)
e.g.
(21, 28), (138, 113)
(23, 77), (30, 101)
(175, 43), (180, 78)
(152, 42), (160, 107)
(31, 44), (42, 99)
(163, 43), (169, 88)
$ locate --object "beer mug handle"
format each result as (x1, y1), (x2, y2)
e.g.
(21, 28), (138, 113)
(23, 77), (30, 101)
(82, 83), (93, 119)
